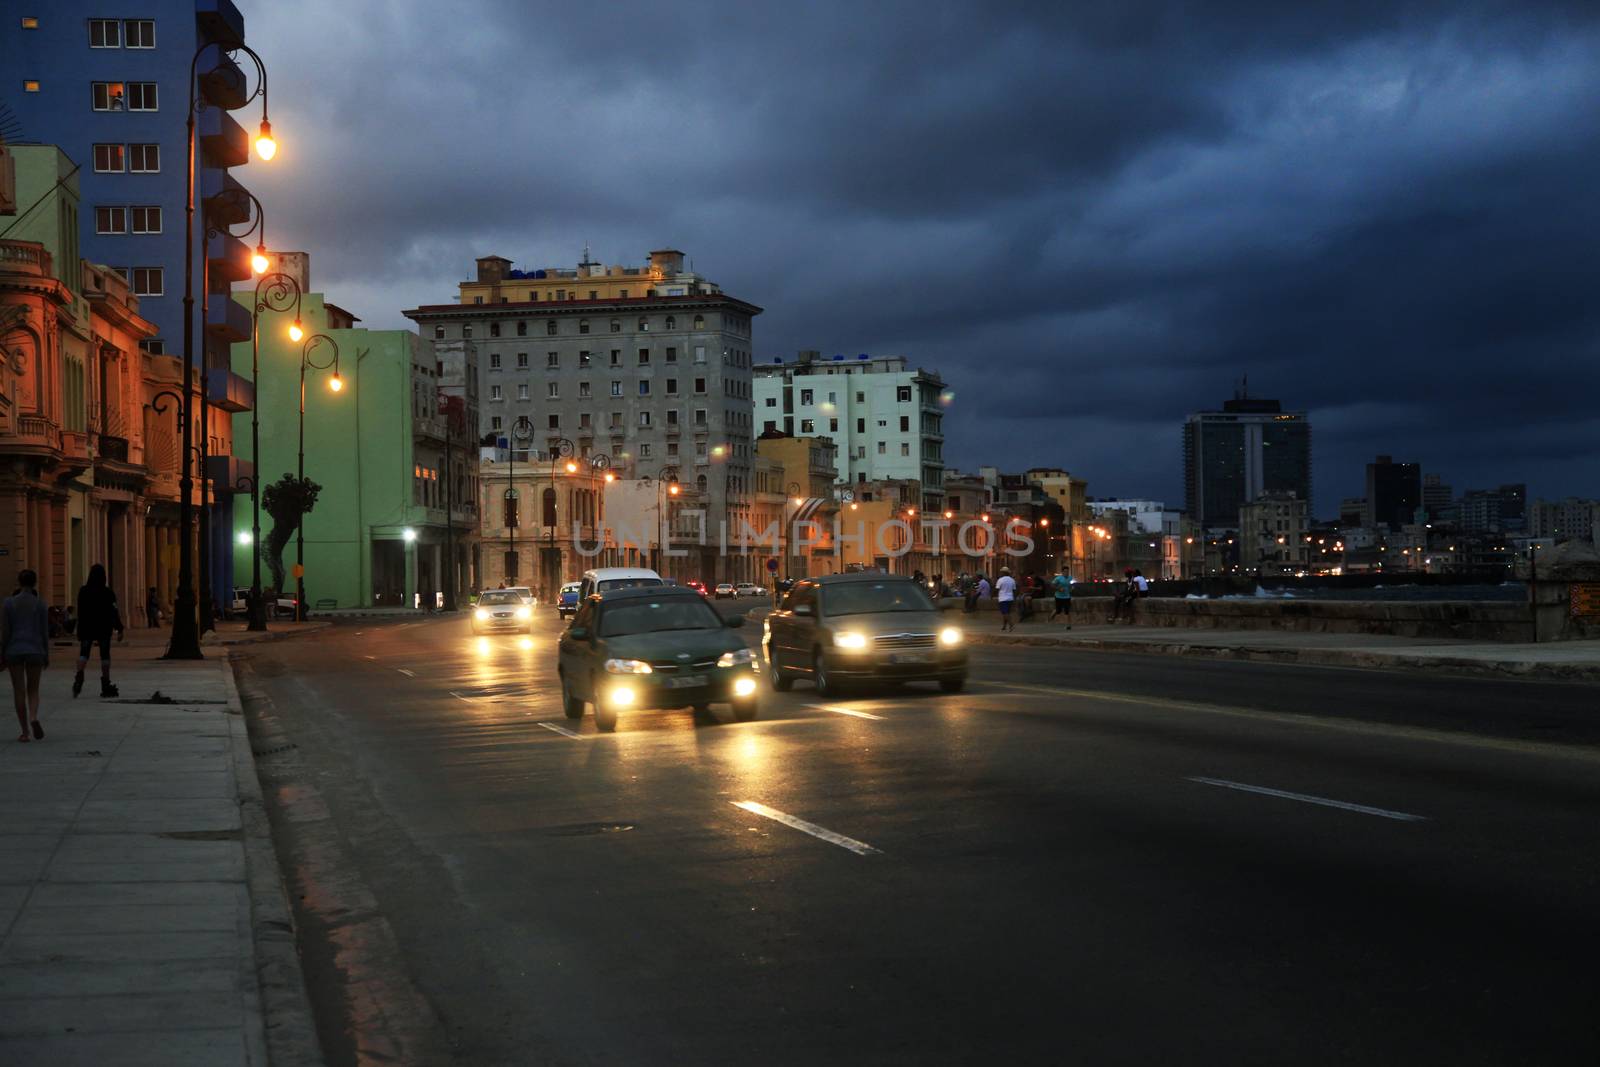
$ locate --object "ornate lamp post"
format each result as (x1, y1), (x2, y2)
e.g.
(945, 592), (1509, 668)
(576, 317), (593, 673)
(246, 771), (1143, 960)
(784, 481), (803, 583)
(295, 333), (342, 620)
(643, 466), (680, 575)
(504, 416), (534, 586)
(169, 39), (277, 659)
(245, 271), (303, 630)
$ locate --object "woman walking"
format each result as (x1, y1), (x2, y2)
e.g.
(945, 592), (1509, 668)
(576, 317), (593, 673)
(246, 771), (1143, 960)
(73, 564), (124, 699)
(1, 569), (50, 742)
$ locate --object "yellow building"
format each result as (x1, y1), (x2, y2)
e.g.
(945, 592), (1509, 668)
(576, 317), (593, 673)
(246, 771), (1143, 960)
(459, 249), (719, 306)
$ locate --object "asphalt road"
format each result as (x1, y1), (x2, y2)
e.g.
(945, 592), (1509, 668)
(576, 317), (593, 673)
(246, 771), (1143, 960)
(237, 610), (1600, 1066)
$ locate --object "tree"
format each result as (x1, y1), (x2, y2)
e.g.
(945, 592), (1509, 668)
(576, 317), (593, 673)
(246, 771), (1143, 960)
(260, 473), (322, 592)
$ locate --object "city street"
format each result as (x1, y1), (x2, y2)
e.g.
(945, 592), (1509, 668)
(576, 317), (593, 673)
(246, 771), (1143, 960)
(239, 612), (1600, 1066)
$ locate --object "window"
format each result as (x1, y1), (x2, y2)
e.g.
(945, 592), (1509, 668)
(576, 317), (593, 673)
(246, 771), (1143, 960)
(546, 321), (557, 335)
(665, 346), (677, 363)
(856, 391), (865, 403)
(638, 348), (649, 365)
(129, 144), (159, 171)
(488, 353), (502, 370)
(639, 411), (652, 427)
(694, 378), (706, 394)
(696, 441), (707, 457)
(138, 338), (164, 355)
(23, 80), (40, 92)
(548, 414), (560, 430)
(856, 418), (866, 433)
(897, 386), (912, 402)
(694, 345), (706, 364)
(124, 19), (155, 48)
(131, 267), (163, 296)
(544, 383), (556, 399)
(130, 205), (160, 233)
(899, 416), (910, 432)
(579, 412), (592, 429)
(589, 291), (598, 300)
(21, 17), (38, 29)
(491, 415), (503, 430)
(764, 397), (776, 408)
(830, 418), (839, 432)
(95, 206), (128, 234)
(763, 420), (777, 433)
(473, 296), (483, 305)
(610, 412), (623, 428)
(520, 384), (531, 400)
(578, 351), (592, 366)
(579, 381), (591, 398)
(579, 319), (590, 334)
(639, 381), (650, 396)
(127, 82), (157, 110)
(666, 378), (678, 395)
(640, 443), (652, 458)
(877, 441), (887, 455)
(92, 82), (125, 110)
(619, 290), (628, 299)
(503, 493), (519, 529)
(667, 442), (679, 457)
(89, 18), (120, 47)
(513, 352), (527, 369)
(610, 381), (622, 397)
(544, 352), (556, 369)
(515, 321), (527, 336)
(667, 409), (679, 425)
(92, 144), (125, 172)
(901, 443), (911, 457)
(433, 325), (445, 340)
(800, 419), (814, 433)
(489, 322), (500, 337)
(638, 318), (649, 332)
(694, 408), (707, 425)
(609, 350), (621, 366)
(665, 316), (676, 330)
(693, 315), (705, 330)
(490, 384), (502, 400)
(610, 319), (621, 333)
(828, 392), (837, 404)
(800, 389), (813, 405)
(463, 325), (473, 338)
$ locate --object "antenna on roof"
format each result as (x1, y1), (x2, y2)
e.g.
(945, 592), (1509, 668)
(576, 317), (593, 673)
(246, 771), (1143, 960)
(579, 242), (597, 270)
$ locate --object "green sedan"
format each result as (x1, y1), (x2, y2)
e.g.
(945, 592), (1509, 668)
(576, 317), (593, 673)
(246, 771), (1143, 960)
(556, 586), (760, 732)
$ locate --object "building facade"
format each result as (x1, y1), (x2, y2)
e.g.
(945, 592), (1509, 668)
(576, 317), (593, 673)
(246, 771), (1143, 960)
(405, 249), (759, 583)
(1363, 454), (1420, 531)
(1528, 498), (1600, 543)
(1183, 390), (1311, 530)
(753, 350), (946, 511)
(1239, 493), (1310, 576)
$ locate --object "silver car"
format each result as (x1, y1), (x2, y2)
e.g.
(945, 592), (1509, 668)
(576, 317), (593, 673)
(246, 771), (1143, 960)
(762, 573), (967, 696)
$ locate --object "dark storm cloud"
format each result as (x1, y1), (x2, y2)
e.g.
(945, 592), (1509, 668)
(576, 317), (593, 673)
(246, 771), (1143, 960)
(244, 0), (1600, 512)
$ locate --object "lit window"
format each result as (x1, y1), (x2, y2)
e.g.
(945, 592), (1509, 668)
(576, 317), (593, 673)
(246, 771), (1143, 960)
(24, 79), (40, 92)
(93, 144), (125, 172)
(21, 17), (39, 29)
(91, 82), (125, 110)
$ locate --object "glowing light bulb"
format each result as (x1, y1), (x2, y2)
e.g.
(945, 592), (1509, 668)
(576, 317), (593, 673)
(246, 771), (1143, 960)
(251, 245), (269, 274)
(288, 319), (304, 342)
(328, 374), (343, 392)
(564, 461), (578, 474)
(255, 119), (277, 161)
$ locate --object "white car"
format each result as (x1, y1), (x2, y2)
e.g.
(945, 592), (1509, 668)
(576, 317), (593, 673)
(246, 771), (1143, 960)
(505, 585), (535, 606)
(734, 582), (765, 598)
(231, 587), (299, 618)
(472, 589), (534, 634)
(713, 583), (736, 599)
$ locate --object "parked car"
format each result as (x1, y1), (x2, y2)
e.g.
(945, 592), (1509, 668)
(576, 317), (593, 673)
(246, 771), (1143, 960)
(473, 588), (534, 634)
(714, 583), (736, 599)
(557, 585), (759, 732)
(556, 581), (582, 618)
(230, 587), (298, 619)
(763, 573), (967, 696)
(734, 582), (765, 598)
(685, 580), (708, 597)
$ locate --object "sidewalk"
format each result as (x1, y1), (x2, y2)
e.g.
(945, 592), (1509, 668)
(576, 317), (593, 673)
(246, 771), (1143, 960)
(0, 629), (320, 1064)
(964, 620), (1600, 683)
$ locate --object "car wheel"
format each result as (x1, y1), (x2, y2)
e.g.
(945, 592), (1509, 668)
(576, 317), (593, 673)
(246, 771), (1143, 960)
(813, 650), (842, 698)
(767, 652), (793, 692)
(939, 675), (967, 693)
(561, 675), (584, 719)
(733, 697), (758, 722)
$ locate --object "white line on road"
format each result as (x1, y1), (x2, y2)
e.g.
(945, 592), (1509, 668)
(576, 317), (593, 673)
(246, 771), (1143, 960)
(537, 721), (584, 740)
(804, 703), (884, 721)
(396, 668), (415, 677)
(732, 801), (882, 855)
(362, 655), (376, 660)
(1186, 776), (1428, 822)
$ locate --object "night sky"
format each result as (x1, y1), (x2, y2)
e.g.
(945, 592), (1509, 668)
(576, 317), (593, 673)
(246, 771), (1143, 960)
(244, 1), (1600, 517)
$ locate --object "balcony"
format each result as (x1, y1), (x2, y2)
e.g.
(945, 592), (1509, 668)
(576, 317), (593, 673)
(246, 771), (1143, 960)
(199, 108), (248, 169)
(201, 171), (248, 229)
(60, 429), (90, 465)
(0, 240), (51, 278)
(206, 367), (254, 412)
(206, 453), (254, 493)
(207, 233), (250, 286)
(196, 0), (246, 48)
(15, 414), (60, 451)
(145, 353), (186, 386)
(98, 435), (130, 463)
(197, 47), (247, 110)
(206, 292), (252, 343)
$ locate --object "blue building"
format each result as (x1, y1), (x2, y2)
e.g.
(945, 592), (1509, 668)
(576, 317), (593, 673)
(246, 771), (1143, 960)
(3, 1), (262, 615)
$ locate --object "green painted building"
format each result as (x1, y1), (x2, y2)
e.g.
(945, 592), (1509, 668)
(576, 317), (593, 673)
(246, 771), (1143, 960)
(229, 282), (477, 609)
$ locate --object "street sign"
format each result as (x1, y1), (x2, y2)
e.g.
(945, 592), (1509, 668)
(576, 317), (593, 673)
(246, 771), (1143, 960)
(766, 557), (779, 573)
(291, 563), (305, 579)
(1571, 583), (1600, 617)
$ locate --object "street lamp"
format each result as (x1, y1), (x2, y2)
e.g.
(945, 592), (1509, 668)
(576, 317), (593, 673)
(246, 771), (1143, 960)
(504, 416), (534, 586)
(784, 481), (802, 583)
(245, 270), (302, 631)
(295, 333), (341, 621)
(169, 38), (277, 660)
(642, 466), (680, 575)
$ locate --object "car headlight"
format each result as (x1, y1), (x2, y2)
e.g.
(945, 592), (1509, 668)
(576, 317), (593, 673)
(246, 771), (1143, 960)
(474, 608), (489, 621)
(733, 676), (758, 697)
(940, 627), (963, 646)
(514, 605), (532, 620)
(717, 648), (755, 668)
(609, 686), (635, 706)
(604, 658), (653, 674)
(833, 631), (869, 650)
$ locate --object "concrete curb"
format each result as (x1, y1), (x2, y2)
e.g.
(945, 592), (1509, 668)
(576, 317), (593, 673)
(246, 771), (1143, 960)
(203, 621), (334, 649)
(963, 631), (1600, 685)
(222, 652), (328, 1067)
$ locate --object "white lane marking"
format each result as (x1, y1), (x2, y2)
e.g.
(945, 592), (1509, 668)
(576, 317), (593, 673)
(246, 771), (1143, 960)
(804, 703), (884, 721)
(396, 668), (415, 677)
(362, 655), (376, 661)
(537, 721), (584, 740)
(448, 691), (476, 703)
(1186, 776), (1428, 822)
(732, 801), (882, 855)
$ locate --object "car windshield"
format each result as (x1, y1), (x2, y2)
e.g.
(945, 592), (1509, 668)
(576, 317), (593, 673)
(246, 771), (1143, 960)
(478, 591), (519, 606)
(823, 581), (935, 616)
(598, 577), (664, 592)
(598, 598), (723, 637)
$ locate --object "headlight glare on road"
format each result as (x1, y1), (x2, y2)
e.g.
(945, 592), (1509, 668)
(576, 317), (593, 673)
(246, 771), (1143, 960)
(717, 648), (755, 668)
(474, 608), (489, 621)
(609, 686), (635, 706)
(604, 658), (653, 675)
(733, 676), (758, 697)
(940, 627), (963, 646)
(514, 605), (532, 620)
(833, 631), (869, 650)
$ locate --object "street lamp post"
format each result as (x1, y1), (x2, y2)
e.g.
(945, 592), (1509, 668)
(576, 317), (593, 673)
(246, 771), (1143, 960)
(504, 416), (533, 586)
(641, 467), (680, 576)
(170, 38), (277, 659)
(246, 271), (302, 631)
(295, 333), (341, 621)
(440, 395), (458, 612)
(783, 481), (802, 584)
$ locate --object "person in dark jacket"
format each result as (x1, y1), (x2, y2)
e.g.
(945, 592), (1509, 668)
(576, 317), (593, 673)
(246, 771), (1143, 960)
(74, 564), (124, 698)
(2, 568), (51, 741)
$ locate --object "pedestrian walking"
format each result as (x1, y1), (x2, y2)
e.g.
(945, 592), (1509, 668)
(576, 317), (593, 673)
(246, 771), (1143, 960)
(73, 564), (125, 699)
(995, 567), (1017, 632)
(1051, 569), (1073, 627)
(146, 587), (161, 628)
(1, 569), (50, 742)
